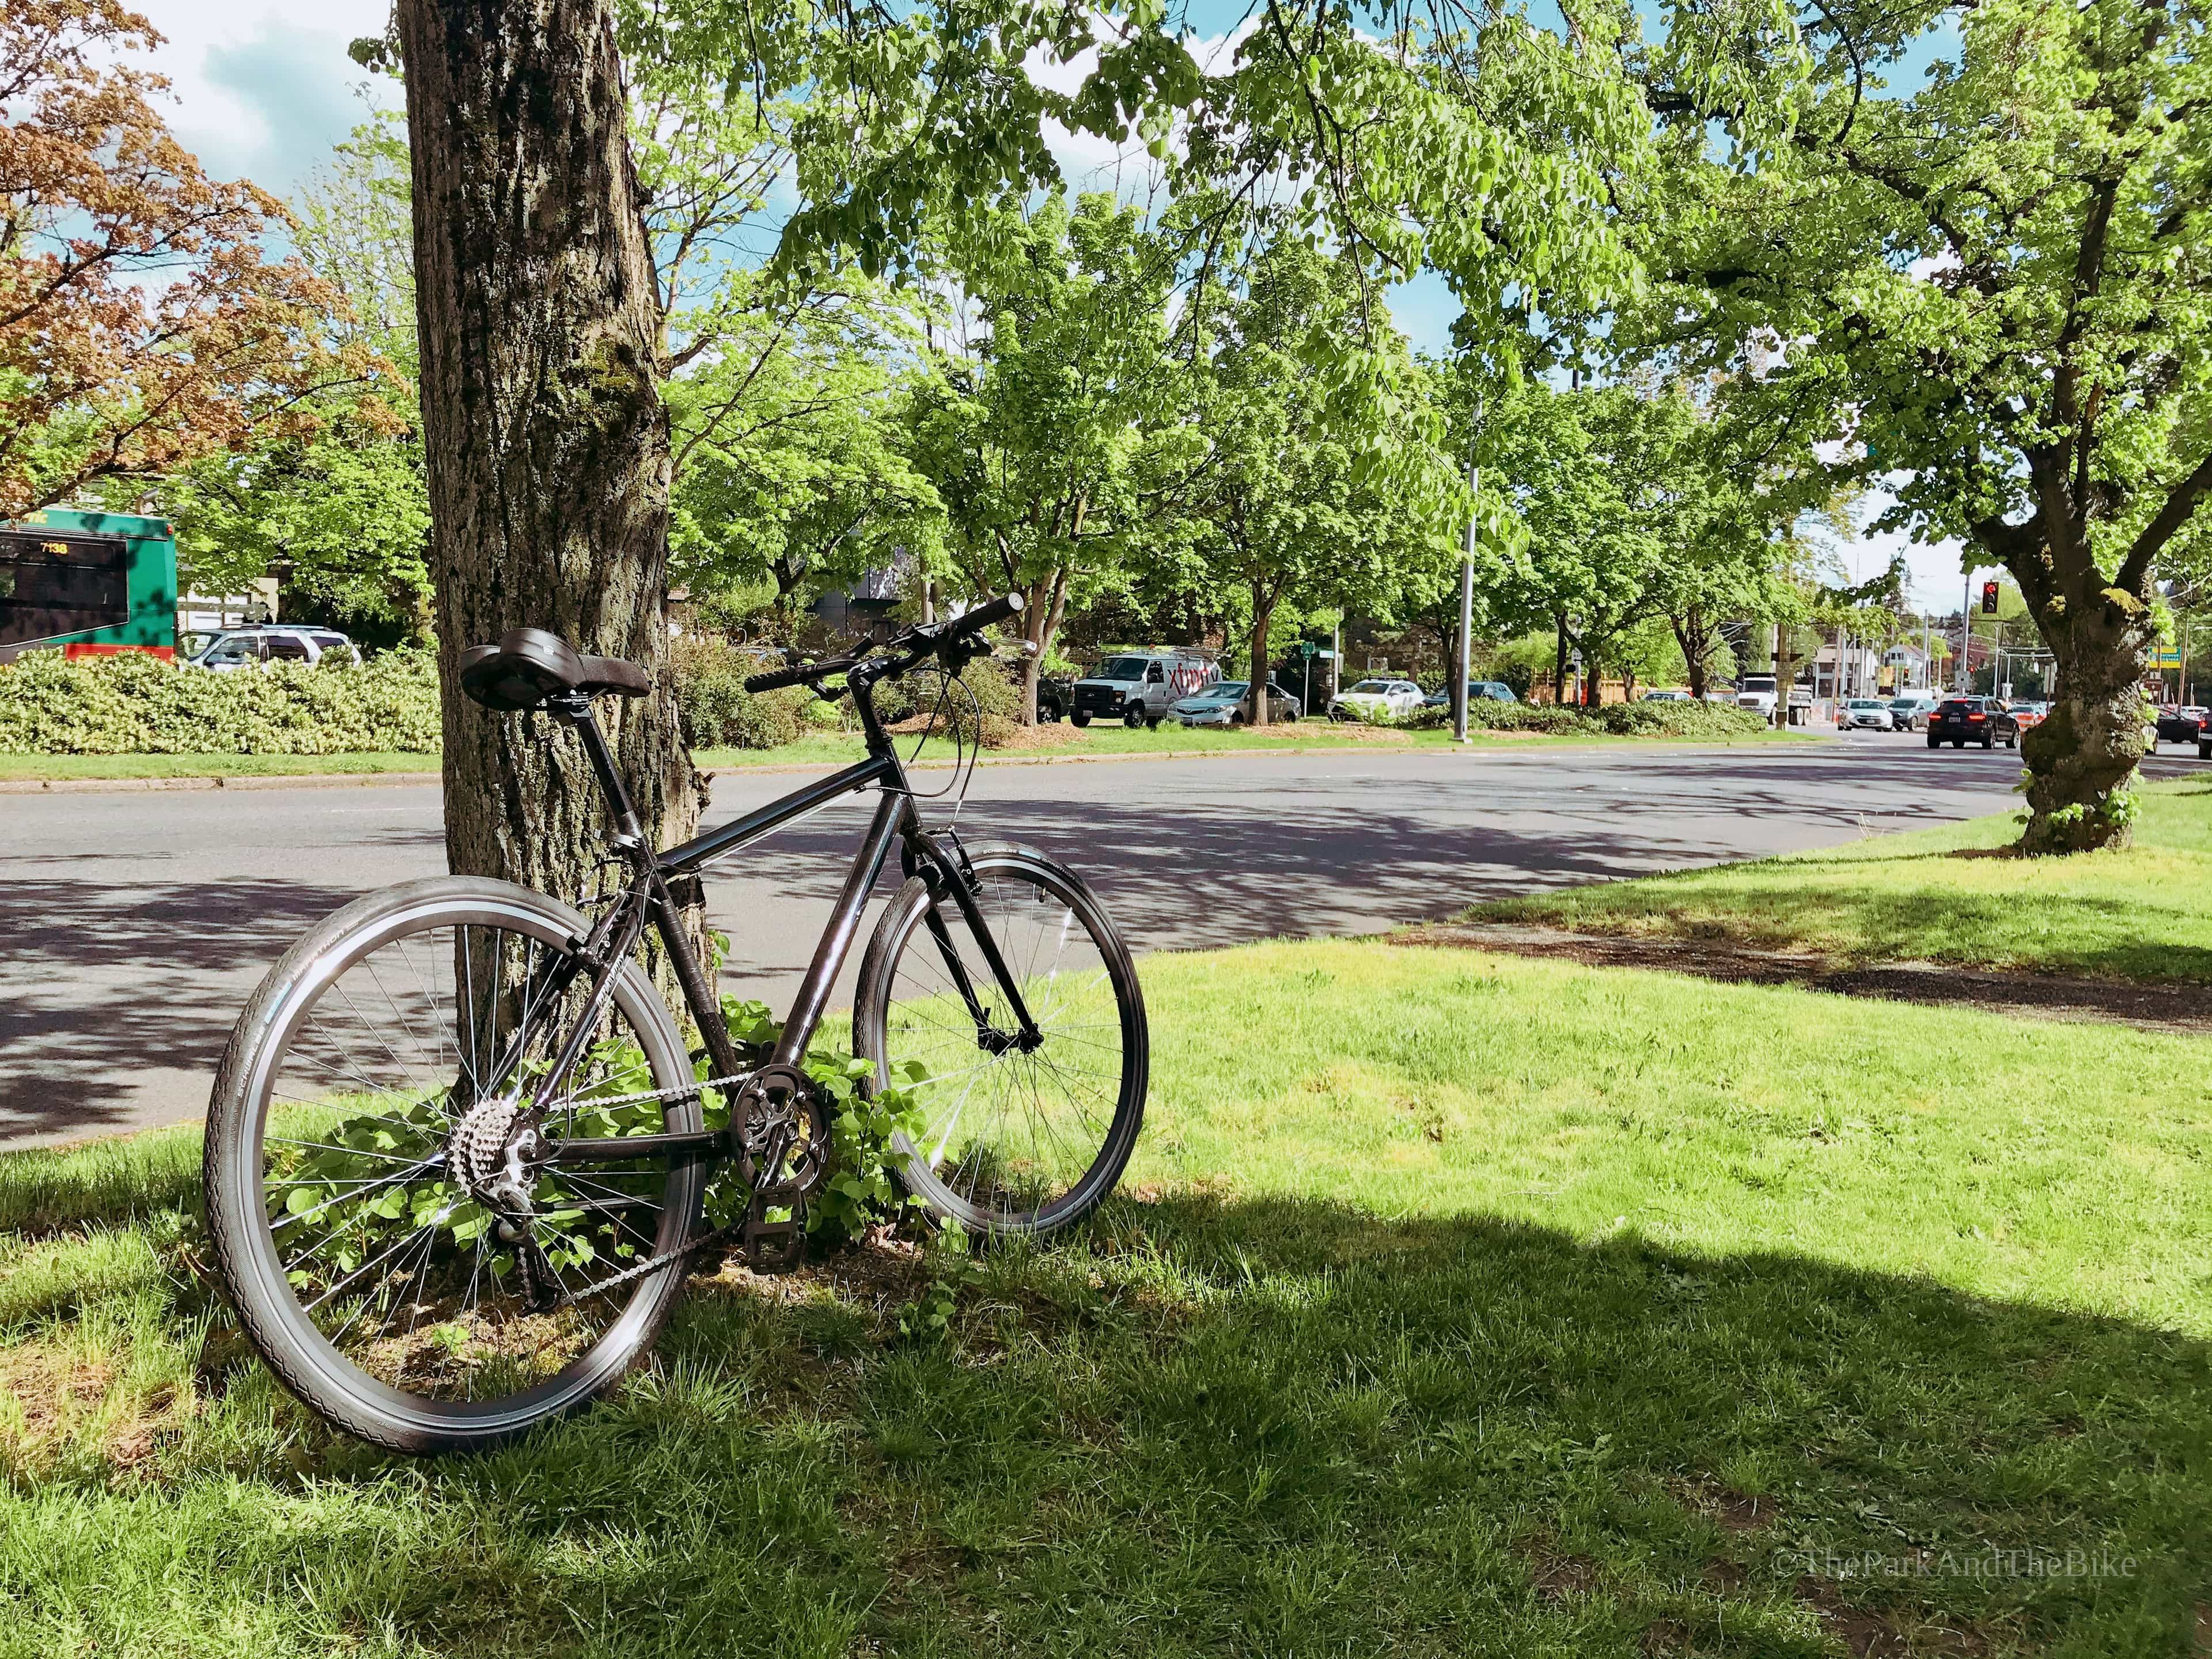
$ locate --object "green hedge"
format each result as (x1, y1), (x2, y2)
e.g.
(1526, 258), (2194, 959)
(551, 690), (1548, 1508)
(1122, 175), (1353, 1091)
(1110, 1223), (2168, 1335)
(668, 636), (812, 750)
(1396, 697), (1771, 740)
(0, 650), (442, 755)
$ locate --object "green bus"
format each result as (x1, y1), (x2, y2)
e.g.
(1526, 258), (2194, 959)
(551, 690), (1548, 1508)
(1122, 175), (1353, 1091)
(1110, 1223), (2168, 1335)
(0, 508), (178, 662)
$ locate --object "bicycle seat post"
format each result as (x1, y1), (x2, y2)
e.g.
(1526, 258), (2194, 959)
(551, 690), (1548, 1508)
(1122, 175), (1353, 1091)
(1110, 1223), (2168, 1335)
(546, 690), (646, 854)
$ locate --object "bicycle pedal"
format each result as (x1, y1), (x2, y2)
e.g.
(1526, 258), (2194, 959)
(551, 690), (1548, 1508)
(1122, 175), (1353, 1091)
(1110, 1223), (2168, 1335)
(744, 1187), (808, 1274)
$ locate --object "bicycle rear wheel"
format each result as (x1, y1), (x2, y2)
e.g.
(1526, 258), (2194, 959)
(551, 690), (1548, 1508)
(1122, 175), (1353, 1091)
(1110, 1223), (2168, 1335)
(854, 844), (1146, 1236)
(203, 877), (706, 1453)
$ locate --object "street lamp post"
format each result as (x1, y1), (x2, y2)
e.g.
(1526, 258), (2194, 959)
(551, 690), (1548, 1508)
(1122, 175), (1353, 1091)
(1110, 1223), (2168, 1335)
(1454, 457), (1476, 744)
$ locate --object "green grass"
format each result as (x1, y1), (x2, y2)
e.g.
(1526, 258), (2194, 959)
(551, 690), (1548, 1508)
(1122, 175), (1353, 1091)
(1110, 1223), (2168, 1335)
(699, 718), (1810, 770)
(0, 751), (438, 782)
(3, 939), (2207, 1656)
(0, 717), (1810, 782)
(1472, 777), (2212, 986)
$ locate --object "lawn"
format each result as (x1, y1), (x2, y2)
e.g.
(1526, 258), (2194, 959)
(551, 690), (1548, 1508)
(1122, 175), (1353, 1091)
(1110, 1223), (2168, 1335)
(0, 751), (439, 783)
(0, 714), (1810, 783)
(1472, 776), (2212, 986)
(2, 939), (2206, 1656)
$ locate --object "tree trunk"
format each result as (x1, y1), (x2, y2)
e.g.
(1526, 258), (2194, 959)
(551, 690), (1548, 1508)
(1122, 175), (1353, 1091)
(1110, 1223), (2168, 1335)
(1673, 605), (1709, 700)
(1773, 624), (1798, 729)
(1553, 614), (1569, 706)
(2020, 592), (2153, 854)
(1017, 569), (1068, 725)
(399, 0), (699, 906)
(1247, 583), (1278, 728)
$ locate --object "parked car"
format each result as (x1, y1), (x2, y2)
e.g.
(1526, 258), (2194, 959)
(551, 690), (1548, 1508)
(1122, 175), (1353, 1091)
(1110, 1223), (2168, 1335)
(2008, 703), (2052, 747)
(1639, 688), (1693, 703)
(1889, 695), (1940, 732)
(182, 626), (361, 671)
(1069, 650), (1218, 728)
(1035, 675), (1075, 722)
(1927, 695), (2001, 748)
(2153, 705), (2209, 745)
(1328, 677), (1425, 722)
(1421, 680), (1519, 710)
(1170, 679), (1301, 727)
(1839, 698), (1895, 730)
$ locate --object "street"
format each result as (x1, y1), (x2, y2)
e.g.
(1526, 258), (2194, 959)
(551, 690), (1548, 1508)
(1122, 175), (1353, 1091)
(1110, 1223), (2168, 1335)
(1, 741), (2053, 1145)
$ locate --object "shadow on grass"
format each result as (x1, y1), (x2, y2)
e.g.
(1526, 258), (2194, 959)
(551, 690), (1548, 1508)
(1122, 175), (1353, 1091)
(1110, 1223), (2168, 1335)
(1483, 869), (2212, 986)
(15, 1184), (2203, 1657)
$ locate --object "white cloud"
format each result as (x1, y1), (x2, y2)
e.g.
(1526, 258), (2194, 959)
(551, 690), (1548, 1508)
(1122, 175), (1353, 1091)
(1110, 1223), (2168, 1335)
(126, 0), (394, 197)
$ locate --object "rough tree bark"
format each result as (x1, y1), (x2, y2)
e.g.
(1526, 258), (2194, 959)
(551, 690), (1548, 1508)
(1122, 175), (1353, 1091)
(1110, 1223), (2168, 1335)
(1772, 623), (1799, 730)
(1246, 578), (1279, 728)
(1669, 604), (1710, 700)
(397, 0), (700, 904)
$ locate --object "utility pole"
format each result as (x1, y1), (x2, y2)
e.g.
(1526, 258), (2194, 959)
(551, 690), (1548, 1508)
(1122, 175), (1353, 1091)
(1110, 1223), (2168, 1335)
(1454, 456), (1476, 744)
(1961, 573), (1974, 691)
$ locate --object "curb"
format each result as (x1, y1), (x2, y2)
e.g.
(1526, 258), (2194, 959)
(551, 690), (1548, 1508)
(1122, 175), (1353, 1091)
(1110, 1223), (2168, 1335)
(0, 769), (444, 795)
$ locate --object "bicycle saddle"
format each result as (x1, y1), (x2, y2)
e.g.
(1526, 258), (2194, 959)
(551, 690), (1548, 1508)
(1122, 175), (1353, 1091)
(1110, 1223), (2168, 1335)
(458, 627), (652, 712)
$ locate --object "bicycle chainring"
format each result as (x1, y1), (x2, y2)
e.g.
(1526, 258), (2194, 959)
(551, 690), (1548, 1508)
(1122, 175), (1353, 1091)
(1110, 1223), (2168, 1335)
(731, 1063), (830, 1195)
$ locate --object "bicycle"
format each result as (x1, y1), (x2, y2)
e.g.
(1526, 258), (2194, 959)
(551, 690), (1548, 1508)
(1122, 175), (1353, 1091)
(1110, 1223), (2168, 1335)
(202, 594), (1148, 1453)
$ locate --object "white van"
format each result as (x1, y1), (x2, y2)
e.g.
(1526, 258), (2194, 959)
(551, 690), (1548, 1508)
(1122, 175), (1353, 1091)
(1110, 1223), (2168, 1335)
(1070, 650), (1219, 728)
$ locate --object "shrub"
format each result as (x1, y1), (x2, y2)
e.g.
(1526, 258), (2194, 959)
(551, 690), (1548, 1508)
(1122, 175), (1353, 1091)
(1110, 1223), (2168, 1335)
(0, 649), (442, 754)
(668, 635), (808, 751)
(1396, 695), (1766, 740)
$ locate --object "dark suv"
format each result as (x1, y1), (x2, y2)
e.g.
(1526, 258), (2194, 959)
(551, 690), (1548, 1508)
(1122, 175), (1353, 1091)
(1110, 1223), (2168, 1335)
(1927, 696), (1999, 749)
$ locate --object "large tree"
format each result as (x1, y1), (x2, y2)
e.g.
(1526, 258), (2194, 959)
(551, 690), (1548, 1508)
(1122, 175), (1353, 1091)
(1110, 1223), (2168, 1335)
(0, 0), (342, 517)
(396, 0), (698, 899)
(137, 115), (431, 640)
(1184, 237), (1465, 725)
(906, 194), (1200, 723)
(667, 301), (941, 623)
(1635, 0), (2212, 851)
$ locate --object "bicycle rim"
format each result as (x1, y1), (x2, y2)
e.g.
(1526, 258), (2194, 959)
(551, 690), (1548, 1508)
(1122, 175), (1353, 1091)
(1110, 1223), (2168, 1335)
(211, 887), (703, 1439)
(865, 853), (1145, 1234)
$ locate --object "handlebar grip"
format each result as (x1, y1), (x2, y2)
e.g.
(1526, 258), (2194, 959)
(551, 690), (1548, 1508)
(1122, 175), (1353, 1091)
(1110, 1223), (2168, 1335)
(742, 662), (819, 694)
(940, 592), (1025, 645)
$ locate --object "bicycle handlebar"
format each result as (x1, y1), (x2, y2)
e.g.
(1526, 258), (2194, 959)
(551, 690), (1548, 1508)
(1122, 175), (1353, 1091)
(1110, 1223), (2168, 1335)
(740, 658), (825, 695)
(741, 592), (1026, 695)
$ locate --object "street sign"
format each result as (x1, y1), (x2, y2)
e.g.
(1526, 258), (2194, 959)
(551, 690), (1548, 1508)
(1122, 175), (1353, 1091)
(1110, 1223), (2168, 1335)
(2152, 647), (2183, 669)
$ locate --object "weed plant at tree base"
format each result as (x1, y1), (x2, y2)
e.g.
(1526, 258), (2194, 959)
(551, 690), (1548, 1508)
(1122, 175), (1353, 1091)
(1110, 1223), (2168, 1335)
(274, 995), (928, 1315)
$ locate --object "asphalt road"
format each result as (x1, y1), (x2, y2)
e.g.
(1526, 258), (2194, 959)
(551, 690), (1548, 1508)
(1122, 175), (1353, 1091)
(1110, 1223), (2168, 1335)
(1, 739), (2050, 1146)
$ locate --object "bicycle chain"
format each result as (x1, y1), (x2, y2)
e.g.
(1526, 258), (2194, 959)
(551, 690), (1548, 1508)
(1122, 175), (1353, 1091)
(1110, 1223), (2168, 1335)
(525, 1069), (822, 1303)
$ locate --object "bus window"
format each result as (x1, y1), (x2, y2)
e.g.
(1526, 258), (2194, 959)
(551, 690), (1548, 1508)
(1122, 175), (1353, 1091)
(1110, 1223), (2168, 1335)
(0, 533), (128, 648)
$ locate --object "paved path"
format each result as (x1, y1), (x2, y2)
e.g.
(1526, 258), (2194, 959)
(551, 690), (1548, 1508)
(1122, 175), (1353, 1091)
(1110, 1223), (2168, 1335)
(0, 741), (2043, 1146)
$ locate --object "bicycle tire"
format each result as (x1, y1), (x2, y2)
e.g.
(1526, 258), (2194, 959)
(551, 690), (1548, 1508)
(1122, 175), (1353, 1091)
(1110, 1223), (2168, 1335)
(204, 876), (705, 1453)
(854, 844), (1146, 1237)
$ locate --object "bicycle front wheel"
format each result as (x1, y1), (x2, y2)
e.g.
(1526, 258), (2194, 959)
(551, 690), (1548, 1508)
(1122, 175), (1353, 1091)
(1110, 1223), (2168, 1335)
(854, 844), (1147, 1236)
(203, 877), (706, 1453)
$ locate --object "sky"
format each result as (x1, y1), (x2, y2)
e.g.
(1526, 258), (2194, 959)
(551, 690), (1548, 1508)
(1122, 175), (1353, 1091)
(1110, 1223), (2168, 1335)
(126, 0), (1981, 611)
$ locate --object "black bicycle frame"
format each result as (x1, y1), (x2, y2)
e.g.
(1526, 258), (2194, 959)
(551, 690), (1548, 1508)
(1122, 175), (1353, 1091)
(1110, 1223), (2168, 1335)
(532, 672), (1040, 1168)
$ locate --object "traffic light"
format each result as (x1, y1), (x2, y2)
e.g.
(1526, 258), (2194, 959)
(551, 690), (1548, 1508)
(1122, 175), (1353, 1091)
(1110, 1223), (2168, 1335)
(1980, 579), (2000, 614)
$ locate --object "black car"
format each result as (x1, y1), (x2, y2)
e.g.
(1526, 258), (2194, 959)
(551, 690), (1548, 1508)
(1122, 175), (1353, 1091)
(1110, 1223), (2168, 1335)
(1036, 676), (1074, 722)
(1927, 696), (2001, 748)
(2154, 705), (2208, 745)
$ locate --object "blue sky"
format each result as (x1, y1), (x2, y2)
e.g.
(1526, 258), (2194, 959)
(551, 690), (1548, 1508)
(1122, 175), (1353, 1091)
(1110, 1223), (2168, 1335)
(131, 0), (1979, 606)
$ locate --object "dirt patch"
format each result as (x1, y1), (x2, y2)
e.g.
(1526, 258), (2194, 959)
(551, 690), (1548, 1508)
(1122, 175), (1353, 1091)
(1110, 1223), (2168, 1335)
(1396, 923), (2212, 1036)
(0, 1347), (110, 1445)
(1673, 1478), (1776, 1535)
(1529, 1550), (1601, 1602)
(1791, 1578), (1990, 1658)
